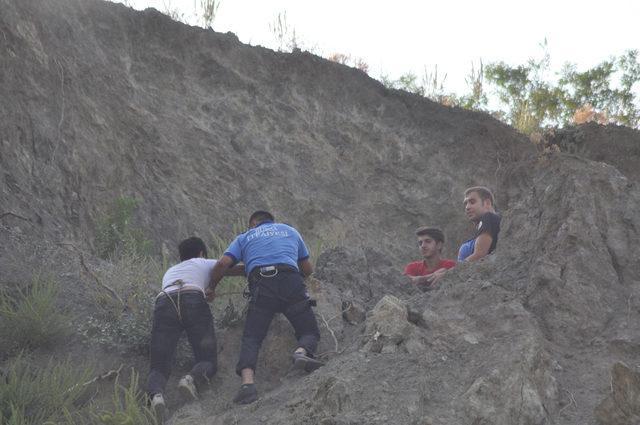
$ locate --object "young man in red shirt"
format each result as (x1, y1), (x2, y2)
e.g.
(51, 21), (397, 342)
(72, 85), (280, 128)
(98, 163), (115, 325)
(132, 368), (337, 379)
(404, 227), (456, 287)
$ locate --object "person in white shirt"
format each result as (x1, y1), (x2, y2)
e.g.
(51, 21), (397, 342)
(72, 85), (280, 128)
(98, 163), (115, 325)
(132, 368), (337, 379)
(147, 236), (243, 417)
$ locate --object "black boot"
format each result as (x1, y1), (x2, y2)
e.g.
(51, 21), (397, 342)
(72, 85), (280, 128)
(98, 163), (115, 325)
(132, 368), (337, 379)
(292, 352), (324, 372)
(233, 383), (258, 404)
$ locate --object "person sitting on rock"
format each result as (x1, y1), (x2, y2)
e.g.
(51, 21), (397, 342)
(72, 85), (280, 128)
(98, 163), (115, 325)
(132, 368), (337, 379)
(147, 236), (244, 418)
(209, 210), (323, 405)
(404, 226), (456, 287)
(458, 186), (501, 262)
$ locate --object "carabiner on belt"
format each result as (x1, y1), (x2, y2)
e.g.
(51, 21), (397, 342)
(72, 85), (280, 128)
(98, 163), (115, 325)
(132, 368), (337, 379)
(259, 265), (278, 278)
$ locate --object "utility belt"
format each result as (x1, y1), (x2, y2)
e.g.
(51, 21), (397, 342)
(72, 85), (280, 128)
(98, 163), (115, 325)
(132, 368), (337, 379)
(248, 264), (299, 285)
(245, 264), (317, 308)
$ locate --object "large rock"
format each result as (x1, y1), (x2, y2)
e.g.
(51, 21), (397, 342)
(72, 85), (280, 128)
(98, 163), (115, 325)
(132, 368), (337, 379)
(461, 345), (557, 425)
(362, 295), (413, 353)
(595, 363), (640, 425)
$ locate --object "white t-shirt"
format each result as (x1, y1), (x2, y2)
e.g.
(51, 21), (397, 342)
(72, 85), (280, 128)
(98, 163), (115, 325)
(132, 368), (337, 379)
(161, 258), (217, 294)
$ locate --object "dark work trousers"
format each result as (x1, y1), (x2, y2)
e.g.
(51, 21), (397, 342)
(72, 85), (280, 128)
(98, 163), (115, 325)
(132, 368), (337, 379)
(235, 271), (321, 375)
(146, 291), (217, 396)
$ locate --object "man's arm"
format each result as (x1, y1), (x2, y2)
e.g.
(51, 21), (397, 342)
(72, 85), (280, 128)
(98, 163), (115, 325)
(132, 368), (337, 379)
(225, 264), (245, 276)
(408, 268), (448, 286)
(425, 268), (448, 284)
(207, 255), (236, 301)
(298, 258), (313, 277)
(407, 274), (432, 285)
(464, 233), (493, 262)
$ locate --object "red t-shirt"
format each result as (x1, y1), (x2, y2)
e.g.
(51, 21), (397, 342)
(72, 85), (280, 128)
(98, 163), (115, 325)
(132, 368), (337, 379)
(403, 259), (456, 276)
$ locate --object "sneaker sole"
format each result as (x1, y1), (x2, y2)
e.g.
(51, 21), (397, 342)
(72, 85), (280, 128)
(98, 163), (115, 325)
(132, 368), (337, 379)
(234, 393), (258, 404)
(304, 358), (324, 372)
(292, 356), (324, 373)
(233, 388), (258, 404)
(152, 403), (167, 422)
(292, 357), (308, 371)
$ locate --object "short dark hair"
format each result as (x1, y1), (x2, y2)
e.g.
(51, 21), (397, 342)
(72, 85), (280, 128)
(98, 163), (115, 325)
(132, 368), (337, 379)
(249, 210), (274, 226)
(415, 227), (445, 244)
(178, 237), (207, 261)
(464, 186), (495, 206)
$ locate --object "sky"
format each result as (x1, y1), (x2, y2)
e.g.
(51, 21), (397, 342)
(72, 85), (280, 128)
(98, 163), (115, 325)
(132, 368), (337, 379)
(117, 0), (639, 95)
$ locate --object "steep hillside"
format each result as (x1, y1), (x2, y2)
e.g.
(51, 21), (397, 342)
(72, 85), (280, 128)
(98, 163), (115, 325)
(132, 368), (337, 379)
(1, 1), (640, 424)
(0, 0), (530, 259)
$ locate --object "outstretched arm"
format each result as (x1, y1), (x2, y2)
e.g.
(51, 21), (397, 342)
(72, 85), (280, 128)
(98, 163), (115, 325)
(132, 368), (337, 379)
(407, 268), (448, 286)
(407, 274), (431, 285)
(226, 264), (245, 276)
(426, 268), (448, 285)
(207, 255), (236, 301)
(298, 258), (313, 278)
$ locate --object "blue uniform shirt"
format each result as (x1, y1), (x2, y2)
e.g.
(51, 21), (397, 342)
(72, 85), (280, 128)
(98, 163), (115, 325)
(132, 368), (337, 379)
(224, 221), (310, 275)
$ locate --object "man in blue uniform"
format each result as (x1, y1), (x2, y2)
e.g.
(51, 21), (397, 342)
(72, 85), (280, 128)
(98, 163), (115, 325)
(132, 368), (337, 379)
(458, 186), (501, 262)
(209, 210), (322, 405)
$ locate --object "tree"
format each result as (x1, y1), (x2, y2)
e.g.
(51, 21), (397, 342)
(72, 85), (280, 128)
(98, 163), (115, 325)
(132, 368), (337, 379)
(485, 43), (640, 133)
(485, 42), (564, 133)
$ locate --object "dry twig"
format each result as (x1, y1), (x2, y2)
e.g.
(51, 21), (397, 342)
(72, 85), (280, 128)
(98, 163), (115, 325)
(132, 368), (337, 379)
(82, 364), (124, 387)
(315, 347), (348, 358)
(559, 389), (578, 413)
(0, 212), (31, 222)
(318, 311), (339, 353)
(79, 253), (125, 307)
(326, 303), (356, 323)
(50, 59), (65, 164)
(64, 364), (124, 395)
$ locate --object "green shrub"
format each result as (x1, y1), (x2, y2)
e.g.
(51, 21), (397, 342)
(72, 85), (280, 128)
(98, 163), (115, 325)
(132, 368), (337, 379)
(80, 252), (161, 354)
(378, 45), (639, 133)
(95, 197), (152, 259)
(0, 358), (158, 425)
(485, 45), (640, 132)
(0, 355), (92, 425)
(80, 250), (201, 366)
(206, 221), (250, 326)
(0, 278), (69, 355)
(85, 197), (156, 353)
(91, 372), (158, 425)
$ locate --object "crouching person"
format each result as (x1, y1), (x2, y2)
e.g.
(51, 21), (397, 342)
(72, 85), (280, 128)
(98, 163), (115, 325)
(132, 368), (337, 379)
(147, 236), (243, 417)
(209, 210), (323, 405)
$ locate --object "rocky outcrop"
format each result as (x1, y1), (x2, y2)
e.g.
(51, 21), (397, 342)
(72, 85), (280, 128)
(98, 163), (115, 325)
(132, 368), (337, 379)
(1, 1), (639, 424)
(361, 295), (413, 353)
(547, 122), (640, 183)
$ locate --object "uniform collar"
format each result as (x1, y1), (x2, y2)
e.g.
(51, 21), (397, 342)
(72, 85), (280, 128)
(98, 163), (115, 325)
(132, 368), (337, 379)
(255, 220), (274, 228)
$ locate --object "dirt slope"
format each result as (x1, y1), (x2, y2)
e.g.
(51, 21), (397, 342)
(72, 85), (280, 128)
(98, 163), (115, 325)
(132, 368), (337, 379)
(1, 1), (640, 424)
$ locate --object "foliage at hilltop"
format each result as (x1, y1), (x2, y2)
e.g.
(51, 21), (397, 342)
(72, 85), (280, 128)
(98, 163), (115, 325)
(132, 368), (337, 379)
(379, 46), (640, 134)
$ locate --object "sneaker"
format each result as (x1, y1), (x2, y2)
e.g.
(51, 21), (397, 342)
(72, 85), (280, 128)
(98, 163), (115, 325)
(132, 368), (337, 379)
(233, 383), (258, 405)
(178, 374), (198, 401)
(292, 351), (325, 372)
(150, 393), (166, 419)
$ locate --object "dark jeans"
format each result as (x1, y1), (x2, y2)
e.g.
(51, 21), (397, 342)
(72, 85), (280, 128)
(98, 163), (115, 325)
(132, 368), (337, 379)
(236, 271), (321, 375)
(146, 292), (217, 396)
